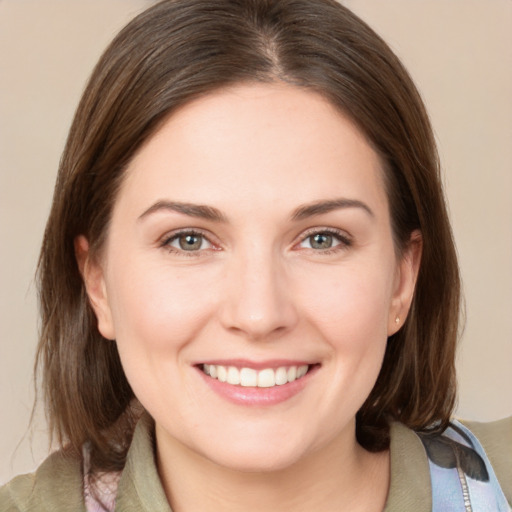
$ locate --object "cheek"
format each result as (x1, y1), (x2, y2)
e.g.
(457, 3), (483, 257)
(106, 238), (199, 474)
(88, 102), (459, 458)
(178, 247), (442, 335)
(296, 261), (394, 345)
(105, 257), (217, 355)
(286, 261), (394, 443)
(103, 257), (220, 415)
(296, 260), (393, 400)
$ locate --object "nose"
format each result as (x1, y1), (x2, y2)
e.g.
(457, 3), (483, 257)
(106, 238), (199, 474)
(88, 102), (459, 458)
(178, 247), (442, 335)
(219, 249), (299, 341)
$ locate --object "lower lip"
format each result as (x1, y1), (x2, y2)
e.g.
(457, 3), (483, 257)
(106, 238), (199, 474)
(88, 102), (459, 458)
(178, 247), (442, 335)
(196, 366), (318, 406)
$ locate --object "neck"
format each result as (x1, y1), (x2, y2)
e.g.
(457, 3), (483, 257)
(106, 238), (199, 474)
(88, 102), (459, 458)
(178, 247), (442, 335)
(155, 425), (390, 512)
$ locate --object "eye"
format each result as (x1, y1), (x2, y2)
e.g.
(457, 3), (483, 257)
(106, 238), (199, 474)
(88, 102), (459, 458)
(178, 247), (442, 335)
(162, 231), (214, 253)
(298, 229), (351, 252)
(304, 233), (337, 250)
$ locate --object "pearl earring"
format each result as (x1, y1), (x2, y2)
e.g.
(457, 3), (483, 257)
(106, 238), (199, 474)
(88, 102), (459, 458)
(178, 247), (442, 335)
(395, 316), (400, 324)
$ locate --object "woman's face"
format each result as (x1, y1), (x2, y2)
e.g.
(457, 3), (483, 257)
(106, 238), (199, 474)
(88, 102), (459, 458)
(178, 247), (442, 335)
(83, 83), (420, 472)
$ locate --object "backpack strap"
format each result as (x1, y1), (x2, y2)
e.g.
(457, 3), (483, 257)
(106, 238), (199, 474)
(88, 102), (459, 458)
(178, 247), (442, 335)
(420, 421), (511, 511)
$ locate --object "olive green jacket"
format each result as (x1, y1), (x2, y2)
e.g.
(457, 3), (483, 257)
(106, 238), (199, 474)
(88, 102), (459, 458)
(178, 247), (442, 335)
(1, 415), (511, 511)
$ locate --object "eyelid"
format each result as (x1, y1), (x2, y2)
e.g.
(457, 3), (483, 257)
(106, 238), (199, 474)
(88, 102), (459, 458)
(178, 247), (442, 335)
(157, 226), (352, 256)
(294, 226), (352, 251)
(159, 228), (221, 255)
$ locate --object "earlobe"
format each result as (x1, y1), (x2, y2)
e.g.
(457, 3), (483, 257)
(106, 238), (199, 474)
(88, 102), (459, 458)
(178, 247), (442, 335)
(388, 230), (422, 336)
(74, 235), (116, 340)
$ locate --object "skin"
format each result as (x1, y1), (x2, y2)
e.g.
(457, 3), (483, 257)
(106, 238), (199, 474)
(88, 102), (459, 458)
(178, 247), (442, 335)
(78, 83), (422, 511)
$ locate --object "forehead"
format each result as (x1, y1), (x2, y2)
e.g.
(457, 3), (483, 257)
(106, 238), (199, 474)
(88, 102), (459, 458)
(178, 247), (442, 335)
(118, 82), (389, 219)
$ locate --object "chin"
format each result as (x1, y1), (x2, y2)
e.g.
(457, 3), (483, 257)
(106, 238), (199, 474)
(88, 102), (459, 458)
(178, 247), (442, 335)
(204, 443), (307, 474)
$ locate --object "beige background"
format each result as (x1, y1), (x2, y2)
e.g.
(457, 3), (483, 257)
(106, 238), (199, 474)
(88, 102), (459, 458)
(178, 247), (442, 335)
(1, 0), (511, 484)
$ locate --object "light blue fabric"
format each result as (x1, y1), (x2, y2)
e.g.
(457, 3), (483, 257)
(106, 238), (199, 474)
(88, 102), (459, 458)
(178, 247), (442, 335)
(424, 421), (511, 512)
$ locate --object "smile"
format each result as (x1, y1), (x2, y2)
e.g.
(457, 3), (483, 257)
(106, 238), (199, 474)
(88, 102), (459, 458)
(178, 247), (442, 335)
(202, 364), (310, 388)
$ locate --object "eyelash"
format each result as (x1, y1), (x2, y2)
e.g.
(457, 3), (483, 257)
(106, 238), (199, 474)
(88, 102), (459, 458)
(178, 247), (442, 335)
(159, 227), (352, 257)
(160, 229), (217, 257)
(296, 227), (352, 255)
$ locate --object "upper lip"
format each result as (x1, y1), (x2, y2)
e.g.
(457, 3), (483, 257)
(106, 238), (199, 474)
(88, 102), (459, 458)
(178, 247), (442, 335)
(195, 359), (316, 370)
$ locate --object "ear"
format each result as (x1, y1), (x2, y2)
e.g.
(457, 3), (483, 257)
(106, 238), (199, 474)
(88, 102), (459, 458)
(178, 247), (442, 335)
(74, 235), (116, 340)
(388, 230), (422, 336)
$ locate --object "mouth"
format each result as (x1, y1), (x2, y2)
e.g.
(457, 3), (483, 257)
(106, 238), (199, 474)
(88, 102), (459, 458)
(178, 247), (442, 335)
(195, 360), (320, 405)
(199, 363), (316, 388)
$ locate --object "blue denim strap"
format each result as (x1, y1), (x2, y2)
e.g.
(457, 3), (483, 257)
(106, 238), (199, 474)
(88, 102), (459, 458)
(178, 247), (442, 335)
(423, 420), (511, 512)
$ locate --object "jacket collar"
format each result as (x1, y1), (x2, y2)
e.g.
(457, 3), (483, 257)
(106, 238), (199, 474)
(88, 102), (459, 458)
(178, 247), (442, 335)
(115, 415), (431, 511)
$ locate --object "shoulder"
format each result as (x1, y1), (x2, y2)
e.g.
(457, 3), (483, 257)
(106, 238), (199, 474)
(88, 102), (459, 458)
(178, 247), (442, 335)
(385, 422), (432, 511)
(460, 416), (512, 504)
(0, 450), (85, 512)
(384, 417), (512, 512)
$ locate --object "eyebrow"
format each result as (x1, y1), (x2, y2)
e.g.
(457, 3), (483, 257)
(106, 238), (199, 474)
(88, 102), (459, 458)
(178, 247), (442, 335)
(138, 201), (228, 222)
(291, 198), (374, 221)
(138, 197), (374, 223)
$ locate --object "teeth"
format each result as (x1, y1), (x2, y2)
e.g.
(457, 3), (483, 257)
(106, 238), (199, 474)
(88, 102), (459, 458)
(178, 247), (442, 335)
(227, 366), (240, 385)
(240, 368), (257, 387)
(275, 367), (288, 385)
(258, 368), (275, 388)
(217, 365), (227, 382)
(202, 364), (310, 387)
(297, 365), (308, 378)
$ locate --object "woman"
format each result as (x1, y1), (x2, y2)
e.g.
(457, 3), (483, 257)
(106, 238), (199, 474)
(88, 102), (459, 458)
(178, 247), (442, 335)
(1, 0), (510, 510)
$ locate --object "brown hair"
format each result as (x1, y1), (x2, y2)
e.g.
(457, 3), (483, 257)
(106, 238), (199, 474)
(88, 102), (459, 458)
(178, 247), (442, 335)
(36, 0), (460, 472)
